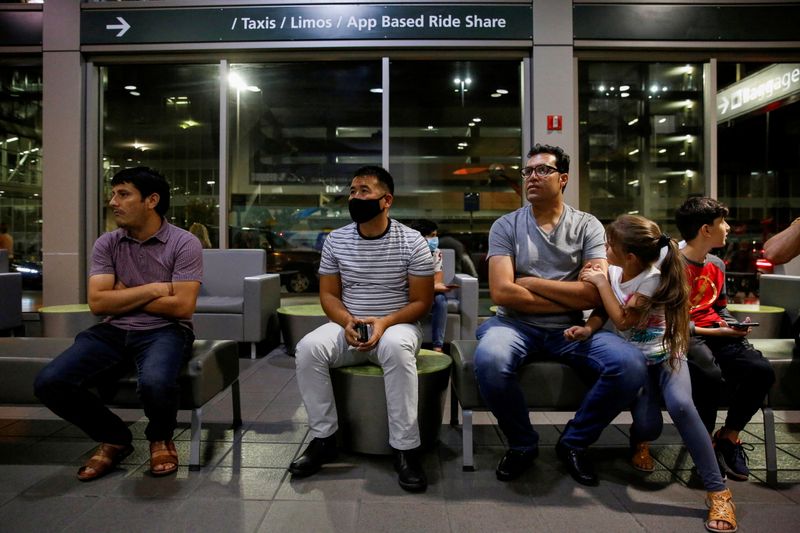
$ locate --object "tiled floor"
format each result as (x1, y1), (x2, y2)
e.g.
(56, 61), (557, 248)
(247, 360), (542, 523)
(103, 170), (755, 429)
(1, 342), (799, 533)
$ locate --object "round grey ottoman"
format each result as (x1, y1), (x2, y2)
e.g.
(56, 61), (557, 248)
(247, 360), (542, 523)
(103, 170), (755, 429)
(277, 304), (330, 355)
(39, 304), (102, 337)
(330, 350), (452, 455)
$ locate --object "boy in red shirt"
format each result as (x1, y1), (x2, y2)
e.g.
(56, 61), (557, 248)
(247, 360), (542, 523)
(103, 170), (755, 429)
(676, 197), (775, 481)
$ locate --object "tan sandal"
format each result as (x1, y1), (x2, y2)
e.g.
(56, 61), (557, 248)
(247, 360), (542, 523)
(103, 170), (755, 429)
(705, 488), (737, 532)
(631, 442), (655, 472)
(149, 440), (179, 476)
(77, 443), (134, 482)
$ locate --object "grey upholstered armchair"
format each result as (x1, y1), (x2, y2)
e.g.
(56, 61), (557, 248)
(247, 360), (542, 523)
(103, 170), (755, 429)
(192, 249), (281, 358)
(420, 248), (479, 345)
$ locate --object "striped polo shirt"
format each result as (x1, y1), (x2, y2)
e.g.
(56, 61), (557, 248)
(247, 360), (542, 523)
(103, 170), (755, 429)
(319, 219), (434, 318)
(89, 220), (203, 331)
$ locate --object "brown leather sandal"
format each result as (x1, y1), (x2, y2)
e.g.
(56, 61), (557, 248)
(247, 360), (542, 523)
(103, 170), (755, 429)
(631, 442), (655, 472)
(149, 440), (179, 476)
(77, 443), (134, 482)
(705, 488), (738, 532)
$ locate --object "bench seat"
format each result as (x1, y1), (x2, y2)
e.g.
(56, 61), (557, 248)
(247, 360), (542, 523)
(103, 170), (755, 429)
(0, 337), (242, 469)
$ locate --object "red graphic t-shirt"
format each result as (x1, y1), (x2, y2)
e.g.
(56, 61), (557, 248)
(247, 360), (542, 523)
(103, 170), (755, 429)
(684, 254), (728, 327)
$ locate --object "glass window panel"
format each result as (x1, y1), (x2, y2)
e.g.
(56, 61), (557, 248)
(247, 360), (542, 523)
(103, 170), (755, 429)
(717, 62), (800, 300)
(100, 64), (220, 245)
(228, 62), (381, 293)
(0, 63), (43, 289)
(390, 60), (523, 284)
(579, 61), (704, 233)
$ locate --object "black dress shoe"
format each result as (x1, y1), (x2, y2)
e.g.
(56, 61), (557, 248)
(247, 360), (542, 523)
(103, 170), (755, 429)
(556, 439), (598, 486)
(394, 448), (427, 492)
(288, 435), (338, 478)
(496, 448), (538, 481)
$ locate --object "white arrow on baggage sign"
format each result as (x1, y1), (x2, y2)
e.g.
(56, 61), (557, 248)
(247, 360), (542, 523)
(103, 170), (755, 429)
(718, 95), (729, 115)
(106, 17), (131, 37)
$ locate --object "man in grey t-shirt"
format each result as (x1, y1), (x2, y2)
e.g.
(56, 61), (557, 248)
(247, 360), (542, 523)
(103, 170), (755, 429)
(475, 144), (646, 486)
(289, 166), (434, 492)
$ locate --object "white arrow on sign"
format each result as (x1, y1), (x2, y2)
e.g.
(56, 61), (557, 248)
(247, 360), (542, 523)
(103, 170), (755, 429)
(106, 17), (131, 38)
(718, 95), (729, 115)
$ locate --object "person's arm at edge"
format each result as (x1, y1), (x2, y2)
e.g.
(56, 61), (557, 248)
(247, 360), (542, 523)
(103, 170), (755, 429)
(489, 255), (569, 314)
(764, 217), (800, 265)
(515, 257), (605, 310)
(88, 274), (170, 316)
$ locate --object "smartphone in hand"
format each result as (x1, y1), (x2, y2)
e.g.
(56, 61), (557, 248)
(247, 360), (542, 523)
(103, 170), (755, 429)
(729, 321), (759, 330)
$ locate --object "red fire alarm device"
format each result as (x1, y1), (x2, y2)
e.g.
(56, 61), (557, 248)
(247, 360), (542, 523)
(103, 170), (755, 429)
(547, 115), (562, 131)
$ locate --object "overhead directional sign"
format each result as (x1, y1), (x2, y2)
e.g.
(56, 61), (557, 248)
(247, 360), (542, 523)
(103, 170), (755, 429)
(105, 16), (131, 38)
(81, 4), (532, 45)
(717, 63), (800, 123)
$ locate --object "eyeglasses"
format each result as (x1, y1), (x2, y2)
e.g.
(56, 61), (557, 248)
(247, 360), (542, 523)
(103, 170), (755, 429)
(520, 164), (559, 179)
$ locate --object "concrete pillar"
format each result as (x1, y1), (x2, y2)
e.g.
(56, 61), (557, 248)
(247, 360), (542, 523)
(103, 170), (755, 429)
(532, 0), (578, 207)
(42, 0), (85, 305)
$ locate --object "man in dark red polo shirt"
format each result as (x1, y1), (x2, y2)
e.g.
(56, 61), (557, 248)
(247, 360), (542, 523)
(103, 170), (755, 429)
(35, 167), (202, 481)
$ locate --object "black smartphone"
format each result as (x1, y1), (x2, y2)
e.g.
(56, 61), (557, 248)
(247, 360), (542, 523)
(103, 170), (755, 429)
(730, 322), (759, 329)
(356, 323), (370, 342)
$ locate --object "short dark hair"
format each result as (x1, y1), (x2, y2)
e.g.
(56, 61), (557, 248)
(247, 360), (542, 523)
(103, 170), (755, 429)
(408, 219), (438, 237)
(527, 144), (570, 174)
(352, 165), (394, 195)
(675, 196), (729, 241)
(110, 167), (171, 216)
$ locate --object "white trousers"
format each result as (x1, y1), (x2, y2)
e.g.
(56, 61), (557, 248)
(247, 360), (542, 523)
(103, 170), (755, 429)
(294, 321), (422, 450)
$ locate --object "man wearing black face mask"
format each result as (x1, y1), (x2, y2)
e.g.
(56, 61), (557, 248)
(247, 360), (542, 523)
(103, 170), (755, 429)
(289, 166), (435, 492)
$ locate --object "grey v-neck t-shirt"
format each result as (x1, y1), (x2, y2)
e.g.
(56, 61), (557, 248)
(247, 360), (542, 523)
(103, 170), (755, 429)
(488, 204), (606, 329)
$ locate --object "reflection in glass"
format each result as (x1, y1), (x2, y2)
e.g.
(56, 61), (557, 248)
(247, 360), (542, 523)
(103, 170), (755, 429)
(390, 60), (523, 283)
(0, 64), (43, 288)
(100, 64), (220, 244)
(579, 62), (704, 233)
(717, 62), (800, 298)
(227, 62), (381, 292)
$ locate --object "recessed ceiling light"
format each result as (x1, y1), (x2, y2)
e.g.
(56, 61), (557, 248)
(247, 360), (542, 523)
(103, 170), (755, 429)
(619, 85), (630, 91)
(491, 93), (501, 98)
(658, 148), (667, 154)
(369, 88), (382, 94)
(129, 91), (140, 96)
(496, 89), (508, 94)
(472, 117), (481, 123)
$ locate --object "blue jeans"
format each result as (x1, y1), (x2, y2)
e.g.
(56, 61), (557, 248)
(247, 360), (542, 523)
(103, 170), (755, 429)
(474, 316), (646, 451)
(631, 359), (726, 492)
(34, 322), (194, 444)
(430, 293), (448, 349)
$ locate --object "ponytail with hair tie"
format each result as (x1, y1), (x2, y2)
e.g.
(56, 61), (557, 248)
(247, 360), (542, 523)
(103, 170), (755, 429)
(658, 234), (671, 248)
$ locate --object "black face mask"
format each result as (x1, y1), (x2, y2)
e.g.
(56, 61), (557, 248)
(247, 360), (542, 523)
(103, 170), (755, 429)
(348, 195), (386, 224)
